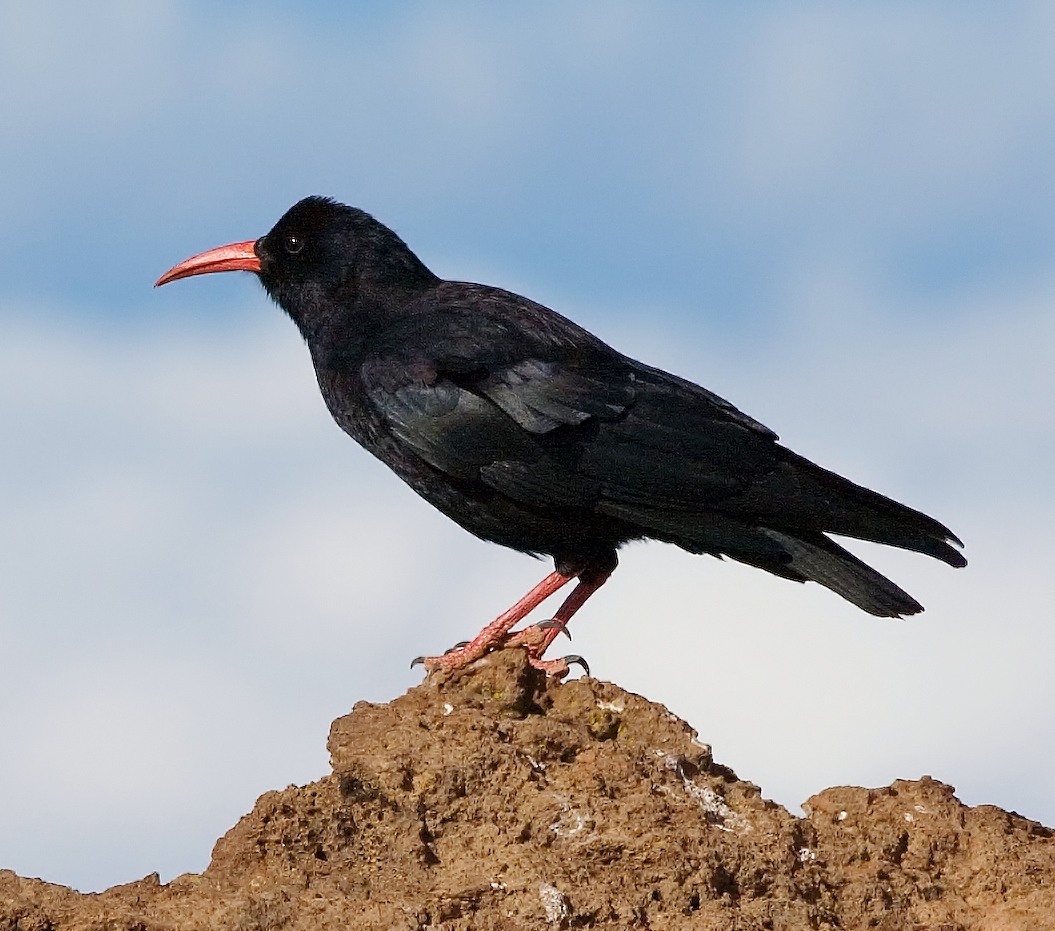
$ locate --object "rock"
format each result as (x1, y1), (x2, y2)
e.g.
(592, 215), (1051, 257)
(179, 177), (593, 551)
(2, 648), (1053, 929)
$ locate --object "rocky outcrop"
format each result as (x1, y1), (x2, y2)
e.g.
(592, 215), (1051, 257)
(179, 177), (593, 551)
(3, 649), (1052, 929)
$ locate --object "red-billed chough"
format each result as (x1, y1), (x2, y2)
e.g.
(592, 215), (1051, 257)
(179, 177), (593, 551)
(157, 197), (965, 677)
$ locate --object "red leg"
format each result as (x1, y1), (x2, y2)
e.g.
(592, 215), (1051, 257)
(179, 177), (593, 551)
(507, 567), (612, 675)
(415, 570), (574, 672)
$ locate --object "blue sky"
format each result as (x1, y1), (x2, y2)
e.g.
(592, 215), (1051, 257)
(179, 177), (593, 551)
(1, 1), (1053, 891)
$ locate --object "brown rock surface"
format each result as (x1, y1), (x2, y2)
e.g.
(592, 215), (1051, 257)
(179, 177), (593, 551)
(3, 648), (1052, 930)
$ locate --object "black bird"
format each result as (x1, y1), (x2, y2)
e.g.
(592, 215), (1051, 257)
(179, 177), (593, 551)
(157, 197), (965, 676)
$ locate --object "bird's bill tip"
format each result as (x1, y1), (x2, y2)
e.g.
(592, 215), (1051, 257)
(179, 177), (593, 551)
(155, 240), (261, 287)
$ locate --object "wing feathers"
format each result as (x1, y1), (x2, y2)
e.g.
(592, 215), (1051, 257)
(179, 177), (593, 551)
(368, 378), (540, 480)
(478, 359), (634, 433)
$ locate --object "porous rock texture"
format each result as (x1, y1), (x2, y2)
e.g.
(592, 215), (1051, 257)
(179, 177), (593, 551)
(2, 648), (1053, 930)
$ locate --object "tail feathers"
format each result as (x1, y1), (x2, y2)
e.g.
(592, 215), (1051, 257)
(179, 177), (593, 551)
(747, 451), (967, 569)
(595, 499), (928, 617)
(758, 530), (924, 617)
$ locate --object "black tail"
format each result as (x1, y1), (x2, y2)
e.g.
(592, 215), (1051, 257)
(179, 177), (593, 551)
(726, 452), (964, 616)
(754, 530), (924, 617)
(596, 449), (964, 617)
(773, 450), (966, 567)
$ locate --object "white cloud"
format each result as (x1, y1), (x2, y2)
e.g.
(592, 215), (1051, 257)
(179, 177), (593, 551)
(726, 6), (1054, 203)
(4, 1), (1053, 280)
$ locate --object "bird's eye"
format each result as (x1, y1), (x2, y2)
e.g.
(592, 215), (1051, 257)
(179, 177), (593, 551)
(284, 234), (304, 254)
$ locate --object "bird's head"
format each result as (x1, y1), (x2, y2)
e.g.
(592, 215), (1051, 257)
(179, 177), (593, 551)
(156, 197), (437, 337)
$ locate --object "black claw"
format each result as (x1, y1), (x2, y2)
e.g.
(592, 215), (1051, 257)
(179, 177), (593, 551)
(444, 640), (470, 654)
(537, 618), (572, 640)
(563, 654), (590, 676)
(411, 656), (426, 669)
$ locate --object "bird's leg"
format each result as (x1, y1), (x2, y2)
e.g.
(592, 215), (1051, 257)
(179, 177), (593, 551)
(412, 570), (574, 672)
(507, 567), (612, 677)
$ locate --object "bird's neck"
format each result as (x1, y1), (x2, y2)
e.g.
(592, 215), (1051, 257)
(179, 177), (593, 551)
(273, 247), (437, 341)
(293, 276), (437, 372)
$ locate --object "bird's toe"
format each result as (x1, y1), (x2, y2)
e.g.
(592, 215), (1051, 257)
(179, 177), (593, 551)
(534, 618), (572, 640)
(527, 653), (590, 679)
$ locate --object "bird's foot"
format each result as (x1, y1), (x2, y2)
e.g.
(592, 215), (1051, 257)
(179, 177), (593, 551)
(411, 629), (520, 672)
(410, 643), (589, 679)
(503, 618), (570, 652)
(411, 641), (487, 673)
(505, 622), (587, 679)
(410, 624), (586, 677)
(410, 568), (607, 677)
(412, 570), (577, 674)
(526, 653), (590, 680)
(529, 618), (573, 640)
(444, 641), (471, 654)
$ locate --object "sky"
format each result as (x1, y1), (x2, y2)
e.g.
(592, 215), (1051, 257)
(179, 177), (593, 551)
(0, 0), (1053, 892)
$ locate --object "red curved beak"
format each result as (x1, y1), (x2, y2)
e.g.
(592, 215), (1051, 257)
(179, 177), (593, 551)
(155, 240), (262, 287)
